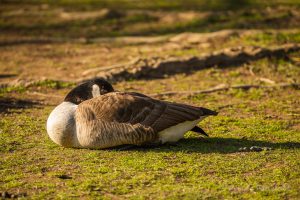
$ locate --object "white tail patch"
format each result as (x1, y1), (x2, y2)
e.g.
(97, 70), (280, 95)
(158, 117), (205, 143)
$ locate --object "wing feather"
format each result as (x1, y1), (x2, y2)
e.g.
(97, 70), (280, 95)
(78, 92), (216, 133)
(75, 92), (217, 148)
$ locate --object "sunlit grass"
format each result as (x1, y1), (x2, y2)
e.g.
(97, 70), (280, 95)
(1, 1), (300, 198)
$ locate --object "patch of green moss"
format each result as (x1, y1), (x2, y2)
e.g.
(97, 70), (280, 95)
(1, 93), (300, 198)
(235, 32), (300, 46)
(0, 85), (26, 94)
(32, 80), (75, 89)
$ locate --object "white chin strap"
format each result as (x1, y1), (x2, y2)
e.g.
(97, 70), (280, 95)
(92, 84), (101, 97)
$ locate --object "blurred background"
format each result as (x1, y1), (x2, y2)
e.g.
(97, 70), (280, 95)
(1, 0), (299, 39)
(1, 0), (299, 84)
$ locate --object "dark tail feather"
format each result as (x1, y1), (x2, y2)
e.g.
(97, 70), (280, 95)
(201, 107), (218, 116)
(190, 126), (209, 137)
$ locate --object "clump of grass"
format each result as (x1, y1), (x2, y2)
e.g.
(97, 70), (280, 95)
(0, 80), (75, 95)
(0, 85), (26, 94)
(32, 80), (75, 89)
(239, 32), (300, 46)
(230, 88), (264, 100)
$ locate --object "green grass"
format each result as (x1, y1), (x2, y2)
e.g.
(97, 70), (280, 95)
(1, 1), (299, 38)
(1, 1), (300, 198)
(1, 55), (300, 198)
(1, 88), (300, 198)
(231, 32), (300, 47)
(0, 85), (26, 94)
(3, 0), (300, 11)
(0, 80), (75, 95)
(32, 79), (75, 89)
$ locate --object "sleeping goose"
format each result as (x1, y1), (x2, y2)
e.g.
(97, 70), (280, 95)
(47, 78), (217, 149)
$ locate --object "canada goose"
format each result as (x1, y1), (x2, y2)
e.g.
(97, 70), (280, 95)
(47, 78), (217, 149)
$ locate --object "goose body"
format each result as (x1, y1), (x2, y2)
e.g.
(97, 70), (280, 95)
(46, 79), (217, 149)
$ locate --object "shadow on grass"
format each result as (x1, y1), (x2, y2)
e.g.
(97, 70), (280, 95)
(0, 40), (54, 47)
(0, 74), (17, 79)
(111, 137), (300, 154)
(0, 97), (41, 114)
(104, 47), (298, 82)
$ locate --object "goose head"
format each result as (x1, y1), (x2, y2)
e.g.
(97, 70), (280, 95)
(64, 78), (114, 105)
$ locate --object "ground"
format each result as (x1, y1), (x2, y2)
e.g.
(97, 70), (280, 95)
(0, 1), (300, 199)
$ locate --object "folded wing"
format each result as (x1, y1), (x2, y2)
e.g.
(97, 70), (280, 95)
(75, 92), (216, 148)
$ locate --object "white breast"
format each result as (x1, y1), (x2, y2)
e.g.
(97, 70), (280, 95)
(158, 118), (205, 143)
(46, 102), (79, 147)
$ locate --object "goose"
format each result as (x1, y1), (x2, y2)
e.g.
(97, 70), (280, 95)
(46, 78), (217, 149)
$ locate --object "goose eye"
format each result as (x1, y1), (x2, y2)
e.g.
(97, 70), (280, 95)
(100, 87), (108, 94)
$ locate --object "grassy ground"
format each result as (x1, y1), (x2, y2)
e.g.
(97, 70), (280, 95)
(1, 1), (300, 199)
(1, 0), (299, 38)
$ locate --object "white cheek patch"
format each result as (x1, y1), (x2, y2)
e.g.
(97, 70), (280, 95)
(92, 84), (100, 97)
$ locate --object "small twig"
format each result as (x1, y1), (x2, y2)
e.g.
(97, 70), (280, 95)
(249, 66), (256, 76)
(258, 77), (276, 84)
(248, 66), (276, 84)
(150, 83), (299, 97)
(82, 58), (140, 76)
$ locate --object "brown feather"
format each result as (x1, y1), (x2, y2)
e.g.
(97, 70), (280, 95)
(74, 92), (216, 148)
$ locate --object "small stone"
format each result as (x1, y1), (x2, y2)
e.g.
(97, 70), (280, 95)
(238, 147), (248, 152)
